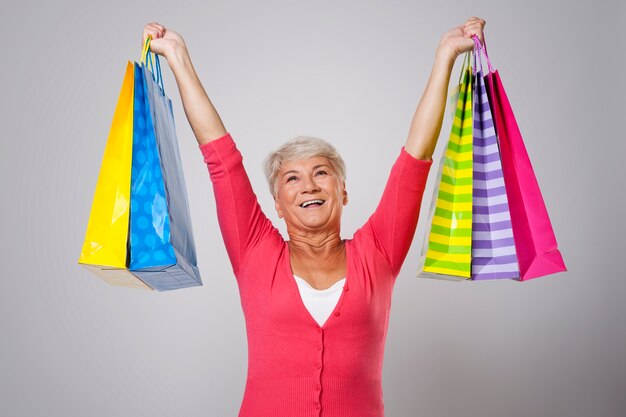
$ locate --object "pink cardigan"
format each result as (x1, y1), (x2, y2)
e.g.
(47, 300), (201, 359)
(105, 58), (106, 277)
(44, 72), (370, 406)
(200, 133), (431, 417)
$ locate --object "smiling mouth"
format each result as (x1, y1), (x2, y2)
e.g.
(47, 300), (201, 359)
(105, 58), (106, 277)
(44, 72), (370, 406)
(300, 199), (325, 208)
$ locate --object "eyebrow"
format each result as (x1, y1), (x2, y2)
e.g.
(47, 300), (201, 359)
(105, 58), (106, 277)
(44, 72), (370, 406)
(281, 164), (331, 178)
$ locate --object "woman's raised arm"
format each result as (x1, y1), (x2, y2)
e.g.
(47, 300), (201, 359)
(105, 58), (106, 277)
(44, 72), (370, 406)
(142, 22), (227, 145)
(404, 17), (486, 160)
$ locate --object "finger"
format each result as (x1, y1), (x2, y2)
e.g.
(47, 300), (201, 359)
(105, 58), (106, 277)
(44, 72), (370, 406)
(146, 25), (165, 37)
(146, 25), (166, 38)
(463, 23), (485, 37)
(462, 28), (481, 38)
(461, 22), (483, 36)
(464, 19), (486, 31)
(465, 16), (485, 24)
(145, 23), (165, 34)
(464, 17), (480, 26)
(142, 29), (161, 47)
(464, 27), (484, 38)
(464, 21), (484, 30)
(147, 26), (166, 38)
(144, 23), (160, 33)
(464, 28), (484, 40)
(143, 28), (160, 38)
(142, 30), (159, 43)
(147, 37), (165, 54)
(148, 22), (165, 30)
(466, 31), (485, 45)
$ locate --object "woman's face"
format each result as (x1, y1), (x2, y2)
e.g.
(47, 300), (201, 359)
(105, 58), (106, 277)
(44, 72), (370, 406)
(274, 156), (347, 234)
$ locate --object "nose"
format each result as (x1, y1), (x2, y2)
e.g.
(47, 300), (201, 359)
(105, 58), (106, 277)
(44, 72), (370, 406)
(300, 173), (320, 193)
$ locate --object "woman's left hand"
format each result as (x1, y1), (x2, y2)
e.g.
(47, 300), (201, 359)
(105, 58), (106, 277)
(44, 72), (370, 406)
(438, 16), (486, 59)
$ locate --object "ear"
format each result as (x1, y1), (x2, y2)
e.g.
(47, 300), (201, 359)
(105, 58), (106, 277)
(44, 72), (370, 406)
(343, 185), (348, 206)
(274, 196), (283, 218)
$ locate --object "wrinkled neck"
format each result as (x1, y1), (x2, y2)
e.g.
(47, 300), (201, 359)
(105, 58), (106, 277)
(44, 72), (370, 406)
(287, 229), (344, 262)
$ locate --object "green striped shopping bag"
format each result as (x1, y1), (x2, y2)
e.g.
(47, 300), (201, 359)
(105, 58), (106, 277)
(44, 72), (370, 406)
(419, 61), (473, 279)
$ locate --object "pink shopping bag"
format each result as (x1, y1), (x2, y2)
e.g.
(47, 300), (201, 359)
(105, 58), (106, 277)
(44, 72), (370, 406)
(481, 39), (567, 281)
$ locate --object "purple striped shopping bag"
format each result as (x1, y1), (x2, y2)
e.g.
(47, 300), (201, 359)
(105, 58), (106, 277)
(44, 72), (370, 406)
(471, 37), (519, 280)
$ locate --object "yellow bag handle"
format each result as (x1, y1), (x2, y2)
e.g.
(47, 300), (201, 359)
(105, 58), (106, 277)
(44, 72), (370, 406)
(140, 35), (165, 93)
(141, 36), (152, 65)
(457, 51), (472, 85)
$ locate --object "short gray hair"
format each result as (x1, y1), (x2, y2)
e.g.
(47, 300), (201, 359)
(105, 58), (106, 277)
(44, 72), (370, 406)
(264, 135), (346, 199)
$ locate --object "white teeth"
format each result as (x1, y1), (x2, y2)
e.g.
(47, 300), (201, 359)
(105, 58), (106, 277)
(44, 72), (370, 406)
(301, 199), (325, 208)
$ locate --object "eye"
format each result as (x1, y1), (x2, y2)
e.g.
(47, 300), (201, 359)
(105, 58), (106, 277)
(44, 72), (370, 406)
(286, 175), (298, 182)
(315, 170), (327, 176)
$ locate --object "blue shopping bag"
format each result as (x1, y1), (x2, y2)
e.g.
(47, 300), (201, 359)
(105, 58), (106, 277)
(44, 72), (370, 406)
(127, 44), (202, 291)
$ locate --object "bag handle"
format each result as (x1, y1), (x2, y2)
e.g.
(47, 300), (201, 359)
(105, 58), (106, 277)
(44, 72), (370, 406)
(472, 36), (484, 75)
(141, 36), (165, 94)
(471, 34), (494, 74)
(458, 51), (472, 85)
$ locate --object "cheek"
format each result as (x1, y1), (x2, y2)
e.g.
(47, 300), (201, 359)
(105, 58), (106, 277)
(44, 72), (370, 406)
(327, 180), (343, 197)
(275, 189), (296, 209)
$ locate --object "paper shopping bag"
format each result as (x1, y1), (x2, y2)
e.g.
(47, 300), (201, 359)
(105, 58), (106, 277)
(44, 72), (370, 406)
(470, 40), (519, 280)
(132, 53), (202, 291)
(78, 62), (152, 290)
(127, 60), (178, 274)
(421, 66), (474, 279)
(483, 44), (566, 281)
(471, 70), (519, 280)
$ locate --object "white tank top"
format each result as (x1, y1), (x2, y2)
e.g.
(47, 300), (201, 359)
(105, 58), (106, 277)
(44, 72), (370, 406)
(293, 275), (346, 327)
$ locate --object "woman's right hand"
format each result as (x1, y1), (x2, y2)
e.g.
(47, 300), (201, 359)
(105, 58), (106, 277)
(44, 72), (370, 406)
(142, 22), (228, 144)
(142, 22), (187, 59)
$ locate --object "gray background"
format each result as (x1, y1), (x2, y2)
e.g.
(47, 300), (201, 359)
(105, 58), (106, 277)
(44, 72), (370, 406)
(1, 0), (624, 416)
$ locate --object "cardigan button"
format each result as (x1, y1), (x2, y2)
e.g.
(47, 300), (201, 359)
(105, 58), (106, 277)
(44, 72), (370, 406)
(315, 384), (321, 391)
(315, 404), (321, 410)
(316, 363), (322, 369)
(344, 286), (349, 291)
(334, 311), (340, 317)
(316, 327), (322, 333)
(317, 345), (322, 351)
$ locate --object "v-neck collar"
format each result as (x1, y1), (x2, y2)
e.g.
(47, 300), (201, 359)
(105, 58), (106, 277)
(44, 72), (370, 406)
(285, 241), (351, 329)
(294, 275), (346, 292)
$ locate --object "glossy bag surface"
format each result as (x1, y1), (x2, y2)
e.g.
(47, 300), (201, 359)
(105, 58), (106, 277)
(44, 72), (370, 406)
(484, 67), (566, 280)
(471, 64), (519, 280)
(132, 59), (202, 291)
(78, 62), (152, 290)
(128, 61), (178, 275)
(421, 67), (474, 279)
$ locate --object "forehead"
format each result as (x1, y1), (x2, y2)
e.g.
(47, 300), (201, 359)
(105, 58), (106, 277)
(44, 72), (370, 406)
(279, 156), (333, 173)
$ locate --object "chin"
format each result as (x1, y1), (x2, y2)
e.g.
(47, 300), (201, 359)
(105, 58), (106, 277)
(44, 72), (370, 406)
(303, 217), (341, 231)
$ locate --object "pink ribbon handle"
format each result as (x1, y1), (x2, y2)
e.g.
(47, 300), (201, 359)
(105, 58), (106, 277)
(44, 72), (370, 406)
(471, 34), (495, 74)
(472, 35), (484, 75)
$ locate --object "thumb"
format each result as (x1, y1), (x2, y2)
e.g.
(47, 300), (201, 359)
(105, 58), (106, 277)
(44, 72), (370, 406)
(457, 36), (476, 55)
(146, 37), (167, 56)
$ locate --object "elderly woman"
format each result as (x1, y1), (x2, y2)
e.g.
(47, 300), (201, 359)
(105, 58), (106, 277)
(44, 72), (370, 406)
(143, 17), (485, 416)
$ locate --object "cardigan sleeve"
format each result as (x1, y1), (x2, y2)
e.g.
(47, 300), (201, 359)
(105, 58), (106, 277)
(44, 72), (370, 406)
(355, 147), (432, 278)
(199, 133), (279, 274)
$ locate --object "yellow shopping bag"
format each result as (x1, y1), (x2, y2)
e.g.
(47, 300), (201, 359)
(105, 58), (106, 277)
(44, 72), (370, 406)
(419, 58), (474, 279)
(78, 62), (151, 290)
